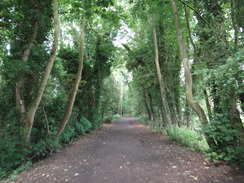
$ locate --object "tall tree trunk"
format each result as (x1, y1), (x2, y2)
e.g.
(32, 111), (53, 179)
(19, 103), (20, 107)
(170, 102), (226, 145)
(171, 0), (216, 148)
(231, 0), (244, 112)
(101, 99), (108, 120)
(152, 19), (171, 127)
(42, 104), (50, 134)
(0, 57), (2, 89)
(184, 5), (213, 120)
(56, 18), (86, 138)
(23, 0), (59, 145)
(143, 87), (154, 121)
(117, 82), (124, 115)
(203, 89), (212, 120)
(185, 101), (191, 128)
(231, 0), (239, 51)
(16, 20), (39, 126)
(229, 92), (244, 147)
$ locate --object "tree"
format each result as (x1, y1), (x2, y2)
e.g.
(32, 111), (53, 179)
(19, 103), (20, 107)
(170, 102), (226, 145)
(170, 0), (216, 148)
(152, 18), (172, 126)
(56, 18), (86, 138)
(23, 0), (60, 145)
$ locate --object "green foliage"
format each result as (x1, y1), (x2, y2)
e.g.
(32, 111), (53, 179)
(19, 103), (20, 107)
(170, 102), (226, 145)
(75, 117), (92, 135)
(103, 114), (121, 124)
(113, 114), (121, 119)
(60, 125), (76, 144)
(205, 146), (244, 167)
(0, 130), (30, 179)
(202, 114), (244, 165)
(30, 135), (61, 159)
(166, 126), (209, 152)
(103, 116), (113, 123)
(204, 114), (239, 145)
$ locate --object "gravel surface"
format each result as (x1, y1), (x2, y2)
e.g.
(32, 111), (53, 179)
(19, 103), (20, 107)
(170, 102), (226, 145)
(4, 117), (244, 183)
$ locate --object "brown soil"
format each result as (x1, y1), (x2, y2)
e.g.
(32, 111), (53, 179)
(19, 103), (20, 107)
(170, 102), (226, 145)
(4, 117), (244, 183)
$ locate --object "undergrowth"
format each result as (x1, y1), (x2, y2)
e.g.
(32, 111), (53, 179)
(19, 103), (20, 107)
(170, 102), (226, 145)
(140, 117), (244, 167)
(166, 126), (209, 152)
(139, 118), (209, 152)
(103, 114), (122, 123)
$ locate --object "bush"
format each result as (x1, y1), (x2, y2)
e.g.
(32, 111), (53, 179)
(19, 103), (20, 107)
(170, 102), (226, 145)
(103, 114), (122, 124)
(166, 126), (209, 152)
(30, 135), (60, 159)
(0, 130), (30, 179)
(203, 114), (244, 166)
(103, 116), (113, 123)
(75, 117), (92, 135)
(112, 114), (121, 119)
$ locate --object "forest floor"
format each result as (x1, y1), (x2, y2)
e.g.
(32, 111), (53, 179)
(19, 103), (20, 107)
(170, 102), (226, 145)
(3, 117), (244, 183)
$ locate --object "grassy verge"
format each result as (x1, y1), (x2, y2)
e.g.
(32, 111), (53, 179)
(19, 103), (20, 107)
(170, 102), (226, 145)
(166, 125), (209, 152)
(139, 118), (209, 152)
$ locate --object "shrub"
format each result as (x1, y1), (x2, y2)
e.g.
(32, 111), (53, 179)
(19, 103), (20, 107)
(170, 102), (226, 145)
(75, 117), (92, 135)
(30, 135), (60, 159)
(0, 130), (30, 179)
(103, 116), (113, 123)
(203, 114), (244, 166)
(112, 114), (121, 119)
(103, 114), (121, 124)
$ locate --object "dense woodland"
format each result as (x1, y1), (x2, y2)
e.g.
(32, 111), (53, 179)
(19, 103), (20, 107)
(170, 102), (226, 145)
(0, 0), (243, 178)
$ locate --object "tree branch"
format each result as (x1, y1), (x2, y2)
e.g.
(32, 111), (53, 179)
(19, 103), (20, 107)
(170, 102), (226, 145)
(178, 0), (212, 29)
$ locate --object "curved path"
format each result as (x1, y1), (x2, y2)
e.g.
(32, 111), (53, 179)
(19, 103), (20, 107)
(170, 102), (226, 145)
(7, 117), (244, 183)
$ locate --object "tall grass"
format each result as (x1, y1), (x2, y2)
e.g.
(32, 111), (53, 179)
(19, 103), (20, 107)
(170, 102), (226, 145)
(166, 126), (209, 152)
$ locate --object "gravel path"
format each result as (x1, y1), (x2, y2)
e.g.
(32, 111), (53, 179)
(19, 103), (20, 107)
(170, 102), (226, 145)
(5, 117), (244, 183)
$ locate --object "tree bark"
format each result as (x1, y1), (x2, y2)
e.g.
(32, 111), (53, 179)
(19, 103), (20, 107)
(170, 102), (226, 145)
(0, 57), (2, 89)
(231, 0), (239, 51)
(23, 0), (59, 145)
(42, 104), (50, 134)
(229, 92), (244, 147)
(184, 5), (213, 120)
(16, 20), (39, 126)
(143, 87), (154, 121)
(117, 82), (124, 115)
(171, 0), (216, 148)
(185, 101), (191, 128)
(152, 19), (171, 127)
(56, 18), (86, 138)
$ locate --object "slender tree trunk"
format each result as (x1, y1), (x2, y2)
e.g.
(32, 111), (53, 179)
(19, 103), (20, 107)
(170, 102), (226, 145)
(101, 99), (108, 120)
(203, 89), (212, 120)
(231, 0), (239, 51)
(0, 57), (2, 89)
(231, 0), (244, 112)
(229, 92), (244, 147)
(56, 18), (86, 138)
(23, 0), (59, 145)
(143, 87), (154, 121)
(185, 101), (191, 128)
(42, 104), (50, 134)
(16, 20), (39, 126)
(171, 0), (216, 148)
(169, 104), (178, 126)
(117, 82), (124, 115)
(162, 75), (178, 126)
(152, 19), (171, 127)
(184, 5), (213, 121)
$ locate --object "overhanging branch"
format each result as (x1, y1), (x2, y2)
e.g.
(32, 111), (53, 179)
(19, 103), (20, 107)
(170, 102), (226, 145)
(178, 0), (212, 29)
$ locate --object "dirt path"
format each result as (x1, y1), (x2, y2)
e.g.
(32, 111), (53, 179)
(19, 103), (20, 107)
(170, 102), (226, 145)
(6, 117), (244, 183)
